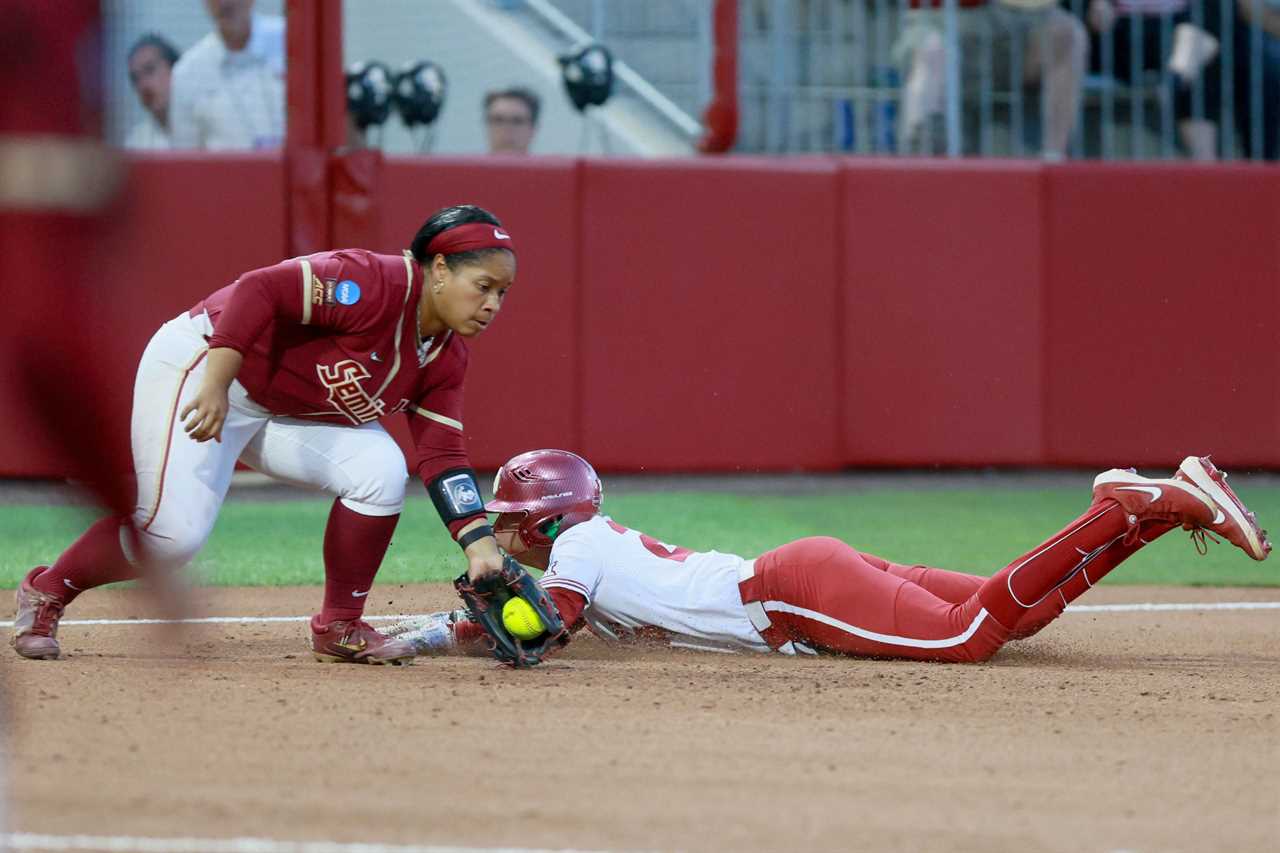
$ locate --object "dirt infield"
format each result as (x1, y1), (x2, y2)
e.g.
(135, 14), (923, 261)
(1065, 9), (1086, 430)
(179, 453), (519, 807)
(3, 584), (1278, 852)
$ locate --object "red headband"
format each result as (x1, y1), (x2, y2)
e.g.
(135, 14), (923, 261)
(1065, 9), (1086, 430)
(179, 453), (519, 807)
(425, 222), (516, 257)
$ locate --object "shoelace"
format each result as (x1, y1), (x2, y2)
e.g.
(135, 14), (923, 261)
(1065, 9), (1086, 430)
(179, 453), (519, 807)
(27, 596), (64, 636)
(1189, 527), (1222, 556)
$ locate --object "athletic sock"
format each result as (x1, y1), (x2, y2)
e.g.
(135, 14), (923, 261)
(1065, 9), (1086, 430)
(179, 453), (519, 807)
(34, 516), (139, 606)
(978, 499), (1131, 630)
(1007, 519), (1178, 639)
(319, 498), (399, 624)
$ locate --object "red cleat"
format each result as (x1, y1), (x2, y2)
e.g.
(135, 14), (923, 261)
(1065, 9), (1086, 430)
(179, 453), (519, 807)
(310, 615), (416, 665)
(1092, 468), (1216, 530)
(11, 566), (65, 660)
(1175, 456), (1272, 561)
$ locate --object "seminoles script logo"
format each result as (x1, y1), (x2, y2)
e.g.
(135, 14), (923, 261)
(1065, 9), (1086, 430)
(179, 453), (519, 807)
(316, 360), (385, 424)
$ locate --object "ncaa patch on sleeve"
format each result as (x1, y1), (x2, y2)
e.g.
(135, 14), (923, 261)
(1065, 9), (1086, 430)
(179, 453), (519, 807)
(335, 279), (361, 305)
(442, 472), (484, 516)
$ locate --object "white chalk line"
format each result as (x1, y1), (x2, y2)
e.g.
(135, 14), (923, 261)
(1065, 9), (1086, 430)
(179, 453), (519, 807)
(0, 614), (412, 629)
(1, 834), (610, 853)
(1066, 601), (1280, 613)
(0, 601), (1275, 630)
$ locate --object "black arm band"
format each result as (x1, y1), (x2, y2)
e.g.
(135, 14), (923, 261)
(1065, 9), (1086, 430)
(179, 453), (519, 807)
(456, 524), (494, 551)
(426, 467), (487, 524)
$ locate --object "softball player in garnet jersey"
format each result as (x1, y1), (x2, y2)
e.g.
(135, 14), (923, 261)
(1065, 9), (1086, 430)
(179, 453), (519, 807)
(390, 450), (1269, 662)
(12, 205), (516, 664)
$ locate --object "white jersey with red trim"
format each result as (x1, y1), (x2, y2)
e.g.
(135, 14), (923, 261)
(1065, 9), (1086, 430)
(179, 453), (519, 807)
(538, 516), (770, 653)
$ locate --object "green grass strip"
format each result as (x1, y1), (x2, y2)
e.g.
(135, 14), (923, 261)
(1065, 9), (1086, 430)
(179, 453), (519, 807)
(1, 487), (1276, 589)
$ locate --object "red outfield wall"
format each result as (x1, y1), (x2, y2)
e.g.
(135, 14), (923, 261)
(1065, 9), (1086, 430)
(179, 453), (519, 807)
(3, 155), (1276, 477)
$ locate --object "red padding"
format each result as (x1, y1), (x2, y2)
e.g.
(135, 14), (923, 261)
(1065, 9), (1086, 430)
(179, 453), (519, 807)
(839, 159), (1046, 465)
(578, 158), (843, 471)
(1043, 163), (1280, 467)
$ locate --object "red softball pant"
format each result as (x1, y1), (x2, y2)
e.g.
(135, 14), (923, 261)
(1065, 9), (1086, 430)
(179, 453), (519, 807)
(738, 499), (1176, 662)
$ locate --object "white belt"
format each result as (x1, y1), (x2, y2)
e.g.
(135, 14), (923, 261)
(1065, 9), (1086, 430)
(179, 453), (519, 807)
(737, 557), (816, 657)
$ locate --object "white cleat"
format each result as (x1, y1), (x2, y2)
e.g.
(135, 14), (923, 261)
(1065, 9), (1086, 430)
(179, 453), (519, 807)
(1175, 456), (1271, 561)
(1092, 468), (1216, 529)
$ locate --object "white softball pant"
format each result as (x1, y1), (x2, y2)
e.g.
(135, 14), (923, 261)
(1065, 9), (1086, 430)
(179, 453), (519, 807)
(126, 312), (409, 570)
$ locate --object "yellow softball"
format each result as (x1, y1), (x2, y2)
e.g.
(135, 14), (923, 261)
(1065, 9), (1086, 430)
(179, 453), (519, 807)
(502, 597), (545, 641)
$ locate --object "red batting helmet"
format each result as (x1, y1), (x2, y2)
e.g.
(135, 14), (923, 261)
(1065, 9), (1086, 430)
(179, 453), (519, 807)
(486, 449), (603, 550)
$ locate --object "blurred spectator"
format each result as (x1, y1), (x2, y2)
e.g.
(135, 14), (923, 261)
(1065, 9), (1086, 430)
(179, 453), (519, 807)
(897, 0), (1088, 159)
(1167, 0), (1279, 160)
(1083, 1), (1186, 84)
(125, 33), (179, 151)
(169, 0), (285, 150)
(484, 86), (540, 155)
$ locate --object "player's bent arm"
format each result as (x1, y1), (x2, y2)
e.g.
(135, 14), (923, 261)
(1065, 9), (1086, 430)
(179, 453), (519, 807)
(544, 586), (587, 631)
(207, 260), (368, 355)
(180, 347), (243, 443)
(409, 347), (503, 579)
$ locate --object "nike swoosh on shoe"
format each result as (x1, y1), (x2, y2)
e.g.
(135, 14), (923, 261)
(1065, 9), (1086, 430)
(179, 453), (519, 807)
(1116, 485), (1162, 501)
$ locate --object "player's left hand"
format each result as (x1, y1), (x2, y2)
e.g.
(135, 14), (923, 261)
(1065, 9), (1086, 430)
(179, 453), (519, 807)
(466, 549), (505, 582)
(180, 384), (229, 443)
(462, 533), (505, 582)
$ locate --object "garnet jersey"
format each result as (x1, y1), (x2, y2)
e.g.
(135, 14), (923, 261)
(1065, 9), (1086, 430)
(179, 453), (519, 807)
(538, 516), (770, 653)
(191, 249), (471, 487)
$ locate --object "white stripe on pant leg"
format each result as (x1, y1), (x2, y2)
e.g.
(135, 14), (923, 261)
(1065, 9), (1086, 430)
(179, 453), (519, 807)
(761, 600), (992, 650)
(129, 313), (217, 532)
(1006, 505), (1119, 608)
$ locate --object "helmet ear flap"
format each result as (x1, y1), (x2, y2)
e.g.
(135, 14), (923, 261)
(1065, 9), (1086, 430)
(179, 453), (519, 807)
(517, 511), (554, 551)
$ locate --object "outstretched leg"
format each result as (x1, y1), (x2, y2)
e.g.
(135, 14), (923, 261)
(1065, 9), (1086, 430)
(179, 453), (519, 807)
(860, 517), (1180, 641)
(1001, 456), (1270, 635)
(241, 417), (416, 665)
(741, 470), (1219, 662)
(857, 551), (985, 604)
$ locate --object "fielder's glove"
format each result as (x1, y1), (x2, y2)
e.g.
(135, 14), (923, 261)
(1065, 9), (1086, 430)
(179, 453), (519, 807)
(454, 556), (569, 667)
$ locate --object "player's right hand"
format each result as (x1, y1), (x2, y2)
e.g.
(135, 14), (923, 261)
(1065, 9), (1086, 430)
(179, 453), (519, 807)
(180, 385), (229, 443)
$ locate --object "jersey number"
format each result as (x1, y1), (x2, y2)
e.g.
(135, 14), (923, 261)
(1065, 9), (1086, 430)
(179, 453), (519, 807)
(606, 519), (692, 563)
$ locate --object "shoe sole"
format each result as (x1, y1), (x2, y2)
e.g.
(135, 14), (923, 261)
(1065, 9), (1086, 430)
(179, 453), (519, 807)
(13, 570), (62, 660)
(1092, 470), (1217, 514)
(1178, 457), (1267, 560)
(312, 651), (413, 666)
(12, 643), (60, 661)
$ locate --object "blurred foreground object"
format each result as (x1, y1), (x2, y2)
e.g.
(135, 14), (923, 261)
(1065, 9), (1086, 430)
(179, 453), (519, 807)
(0, 1), (187, 643)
